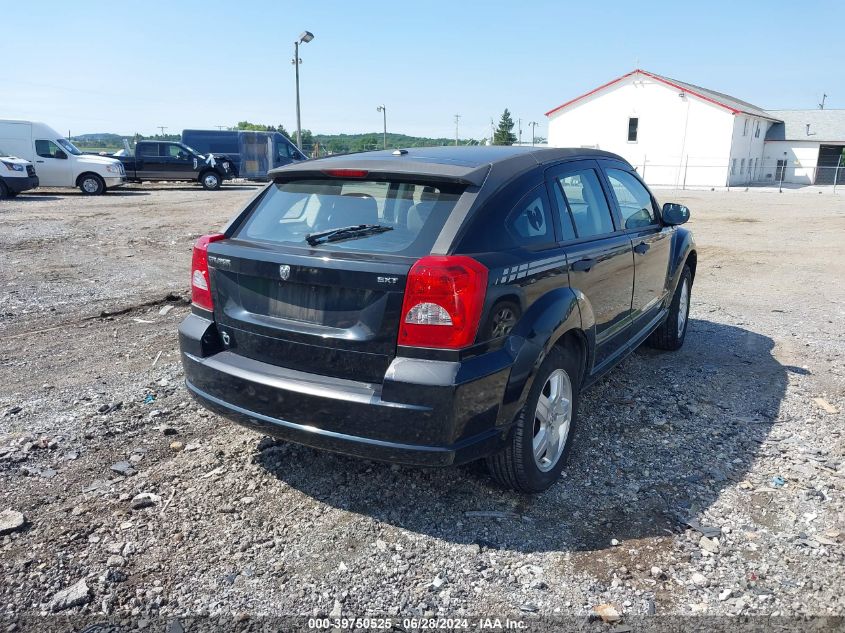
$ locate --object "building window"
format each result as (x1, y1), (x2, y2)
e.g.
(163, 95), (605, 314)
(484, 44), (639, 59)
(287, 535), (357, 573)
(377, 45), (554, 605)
(743, 119), (749, 136)
(627, 117), (638, 142)
(740, 158), (746, 174)
(731, 159), (737, 175)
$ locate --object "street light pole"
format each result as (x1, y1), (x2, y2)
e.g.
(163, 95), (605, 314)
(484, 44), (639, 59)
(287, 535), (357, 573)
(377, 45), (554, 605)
(377, 105), (387, 149)
(454, 114), (461, 146)
(293, 31), (314, 151)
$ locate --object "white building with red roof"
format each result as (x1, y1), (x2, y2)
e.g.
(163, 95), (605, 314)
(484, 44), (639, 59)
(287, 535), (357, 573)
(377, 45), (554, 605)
(545, 69), (844, 188)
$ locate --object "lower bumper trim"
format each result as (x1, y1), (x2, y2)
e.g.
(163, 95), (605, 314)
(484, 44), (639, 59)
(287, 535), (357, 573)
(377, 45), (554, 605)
(186, 379), (503, 467)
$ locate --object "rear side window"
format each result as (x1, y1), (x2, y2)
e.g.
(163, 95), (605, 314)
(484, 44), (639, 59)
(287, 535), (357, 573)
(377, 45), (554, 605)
(554, 170), (615, 238)
(138, 143), (159, 157)
(605, 168), (658, 229)
(506, 189), (553, 246)
(236, 178), (463, 256)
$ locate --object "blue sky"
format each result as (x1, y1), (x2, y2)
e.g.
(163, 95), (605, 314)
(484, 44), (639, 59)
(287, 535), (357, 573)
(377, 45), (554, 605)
(4, 0), (844, 140)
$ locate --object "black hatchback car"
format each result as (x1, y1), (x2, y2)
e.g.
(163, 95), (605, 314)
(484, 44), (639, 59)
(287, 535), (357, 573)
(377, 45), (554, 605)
(180, 146), (696, 492)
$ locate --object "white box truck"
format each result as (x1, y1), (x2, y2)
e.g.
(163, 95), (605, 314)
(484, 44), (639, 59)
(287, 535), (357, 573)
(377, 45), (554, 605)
(0, 120), (126, 194)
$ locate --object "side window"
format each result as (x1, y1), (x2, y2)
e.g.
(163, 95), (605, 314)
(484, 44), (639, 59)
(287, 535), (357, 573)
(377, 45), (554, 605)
(506, 188), (553, 247)
(35, 140), (61, 159)
(605, 168), (658, 229)
(553, 169), (615, 239)
(166, 144), (188, 159)
(138, 143), (159, 158)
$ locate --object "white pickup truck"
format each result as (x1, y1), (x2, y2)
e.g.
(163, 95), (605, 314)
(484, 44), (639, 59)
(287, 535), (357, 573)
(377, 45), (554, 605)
(0, 148), (38, 198)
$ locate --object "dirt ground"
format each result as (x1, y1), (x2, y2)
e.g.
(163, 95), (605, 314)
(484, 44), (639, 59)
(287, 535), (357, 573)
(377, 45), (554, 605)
(1, 183), (843, 629)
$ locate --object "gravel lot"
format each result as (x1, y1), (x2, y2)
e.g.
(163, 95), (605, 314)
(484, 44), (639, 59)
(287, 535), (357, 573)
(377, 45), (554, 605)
(1, 183), (843, 630)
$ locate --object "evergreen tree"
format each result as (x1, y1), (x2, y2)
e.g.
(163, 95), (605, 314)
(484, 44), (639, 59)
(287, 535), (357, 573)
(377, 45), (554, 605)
(493, 109), (517, 146)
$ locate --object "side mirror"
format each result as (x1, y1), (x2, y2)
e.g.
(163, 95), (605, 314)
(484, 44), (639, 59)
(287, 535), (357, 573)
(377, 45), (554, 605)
(55, 150), (68, 160)
(662, 202), (690, 225)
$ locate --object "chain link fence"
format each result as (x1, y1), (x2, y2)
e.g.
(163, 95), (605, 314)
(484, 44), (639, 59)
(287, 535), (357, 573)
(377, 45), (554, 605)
(631, 156), (845, 191)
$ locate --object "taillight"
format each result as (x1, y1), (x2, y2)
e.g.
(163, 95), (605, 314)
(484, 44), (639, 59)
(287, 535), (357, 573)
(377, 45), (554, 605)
(321, 168), (369, 178)
(190, 233), (225, 310)
(398, 256), (488, 349)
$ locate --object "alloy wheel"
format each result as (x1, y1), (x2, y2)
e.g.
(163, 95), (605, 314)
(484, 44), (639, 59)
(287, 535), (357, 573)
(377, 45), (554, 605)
(532, 369), (573, 472)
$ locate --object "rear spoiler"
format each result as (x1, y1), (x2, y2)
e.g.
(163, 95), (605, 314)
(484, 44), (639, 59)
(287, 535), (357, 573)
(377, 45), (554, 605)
(267, 161), (491, 188)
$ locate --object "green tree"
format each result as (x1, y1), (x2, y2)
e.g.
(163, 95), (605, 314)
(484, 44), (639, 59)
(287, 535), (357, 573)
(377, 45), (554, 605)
(235, 121), (275, 131)
(493, 109), (517, 146)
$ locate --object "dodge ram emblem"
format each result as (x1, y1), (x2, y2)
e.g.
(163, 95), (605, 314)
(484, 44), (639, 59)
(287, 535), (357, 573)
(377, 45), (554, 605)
(279, 264), (291, 281)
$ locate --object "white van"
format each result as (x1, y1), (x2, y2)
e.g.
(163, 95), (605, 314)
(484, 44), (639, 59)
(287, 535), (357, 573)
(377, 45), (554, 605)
(0, 148), (38, 198)
(0, 120), (126, 195)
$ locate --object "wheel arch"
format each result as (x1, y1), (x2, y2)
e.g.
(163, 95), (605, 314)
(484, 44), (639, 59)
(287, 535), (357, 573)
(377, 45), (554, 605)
(668, 228), (697, 294)
(551, 328), (589, 389)
(75, 171), (104, 187)
(497, 286), (586, 427)
(686, 249), (697, 284)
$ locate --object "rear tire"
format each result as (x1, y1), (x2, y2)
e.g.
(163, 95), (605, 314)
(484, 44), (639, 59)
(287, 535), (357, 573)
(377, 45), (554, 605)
(78, 173), (105, 195)
(647, 265), (691, 351)
(486, 344), (581, 493)
(481, 301), (521, 340)
(200, 171), (221, 190)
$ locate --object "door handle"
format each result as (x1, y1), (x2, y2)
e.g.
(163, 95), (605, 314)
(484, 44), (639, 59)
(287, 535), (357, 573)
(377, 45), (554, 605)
(634, 242), (650, 255)
(36, 160), (44, 163)
(571, 258), (595, 272)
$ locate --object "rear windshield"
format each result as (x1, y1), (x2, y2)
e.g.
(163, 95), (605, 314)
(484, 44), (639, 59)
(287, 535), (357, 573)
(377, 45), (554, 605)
(236, 178), (464, 256)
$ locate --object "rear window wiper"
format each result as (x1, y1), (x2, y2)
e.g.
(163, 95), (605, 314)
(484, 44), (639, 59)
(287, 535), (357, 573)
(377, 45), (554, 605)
(305, 224), (393, 246)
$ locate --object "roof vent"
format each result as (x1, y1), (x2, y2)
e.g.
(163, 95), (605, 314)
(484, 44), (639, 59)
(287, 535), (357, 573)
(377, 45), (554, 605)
(392, 149), (408, 156)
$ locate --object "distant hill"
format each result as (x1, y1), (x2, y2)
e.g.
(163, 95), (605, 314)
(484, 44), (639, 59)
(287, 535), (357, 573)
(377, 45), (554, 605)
(70, 130), (480, 154)
(71, 133), (127, 145)
(312, 133), (474, 154)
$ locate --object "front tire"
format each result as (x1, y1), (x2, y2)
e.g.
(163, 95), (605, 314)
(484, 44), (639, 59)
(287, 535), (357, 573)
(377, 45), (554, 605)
(200, 171), (221, 190)
(0, 181), (9, 199)
(486, 344), (581, 493)
(647, 265), (691, 350)
(78, 174), (105, 195)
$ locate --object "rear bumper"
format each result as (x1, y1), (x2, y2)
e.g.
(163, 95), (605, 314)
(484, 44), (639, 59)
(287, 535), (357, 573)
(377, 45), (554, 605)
(179, 314), (514, 466)
(2, 175), (38, 194)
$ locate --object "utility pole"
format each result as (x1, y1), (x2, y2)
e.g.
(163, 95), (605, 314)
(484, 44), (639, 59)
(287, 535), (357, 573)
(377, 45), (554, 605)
(377, 105), (387, 149)
(454, 114), (461, 146)
(490, 118), (495, 145)
(819, 93), (827, 109)
(157, 126), (167, 136)
(216, 125), (226, 130)
(518, 118), (522, 145)
(529, 121), (539, 146)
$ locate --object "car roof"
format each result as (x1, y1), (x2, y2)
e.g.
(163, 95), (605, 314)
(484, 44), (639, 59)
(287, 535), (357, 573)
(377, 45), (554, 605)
(268, 146), (629, 187)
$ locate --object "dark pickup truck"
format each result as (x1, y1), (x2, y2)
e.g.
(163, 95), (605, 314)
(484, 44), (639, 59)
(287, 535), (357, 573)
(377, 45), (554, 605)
(117, 141), (233, 190)
(180, 146), (697, 492)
